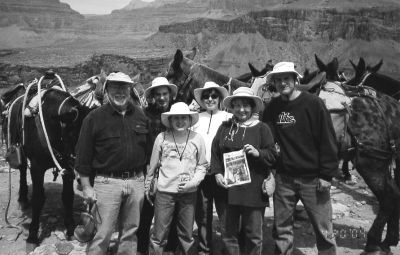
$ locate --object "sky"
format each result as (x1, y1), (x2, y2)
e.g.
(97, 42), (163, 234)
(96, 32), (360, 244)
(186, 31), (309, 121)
(61, 0), (155, 14)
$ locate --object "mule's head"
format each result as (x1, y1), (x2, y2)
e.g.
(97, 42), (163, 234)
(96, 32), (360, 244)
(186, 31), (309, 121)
(43, 89), (91, 170)
(165, 48), (197, 103)
(315, 54), (340, 81)
(347, 58), (383, 86)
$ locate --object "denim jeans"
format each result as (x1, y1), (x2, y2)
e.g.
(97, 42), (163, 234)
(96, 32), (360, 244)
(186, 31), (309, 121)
(273, 173), (336, 255)
(150, 191), (197, 255)
(195, 174), (214, 255)
(86, 174), (144, 255)
(137, 198), (179, 254)
(223, 205), (264, 255)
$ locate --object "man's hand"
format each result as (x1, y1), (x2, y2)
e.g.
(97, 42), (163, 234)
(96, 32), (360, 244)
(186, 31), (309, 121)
(82, 186), (97, 205)
(215, 174), (228, 189)
(243, 144), (259, 157)
(317, 178), (331, 192)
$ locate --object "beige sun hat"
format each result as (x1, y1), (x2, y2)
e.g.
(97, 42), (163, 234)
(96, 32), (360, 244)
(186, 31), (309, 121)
(145, 77), (178, 100)
(193, 81), (229, 109)
(266, 62), (303, 83)
(103, 72), (134, 93)
(223, 87), (264, 113)
(161, 102), (199, 128)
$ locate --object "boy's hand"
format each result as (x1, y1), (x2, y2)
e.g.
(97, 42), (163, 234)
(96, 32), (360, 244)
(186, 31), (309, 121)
(145, 190), (154, 206)
(178, 181), (195, 193)
(215, 174), (228, 189)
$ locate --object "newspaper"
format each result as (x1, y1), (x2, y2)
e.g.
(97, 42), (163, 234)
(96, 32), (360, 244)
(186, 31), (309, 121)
(223, 149), (251, 187)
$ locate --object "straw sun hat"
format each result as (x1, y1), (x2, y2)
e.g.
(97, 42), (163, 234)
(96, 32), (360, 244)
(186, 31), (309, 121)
(223, 87), (264, 113)
(145, 77), (178, 100)
(193, 81), (229, 109)
(161, 102), (199, 128)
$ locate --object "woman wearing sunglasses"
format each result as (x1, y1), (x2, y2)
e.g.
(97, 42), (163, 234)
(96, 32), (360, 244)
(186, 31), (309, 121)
(192, 81), (232, 254)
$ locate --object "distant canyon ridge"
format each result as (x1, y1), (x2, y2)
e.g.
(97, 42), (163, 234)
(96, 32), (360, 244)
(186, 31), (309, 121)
(0, 0), (399, 88)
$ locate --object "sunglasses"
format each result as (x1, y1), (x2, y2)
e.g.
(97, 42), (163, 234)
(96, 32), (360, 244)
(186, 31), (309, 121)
(201, 93), (219, 100)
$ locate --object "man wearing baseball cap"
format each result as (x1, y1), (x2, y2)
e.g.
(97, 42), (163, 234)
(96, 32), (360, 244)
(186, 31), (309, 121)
(75, 71), (150, 254)
(262, 62), (339, 255)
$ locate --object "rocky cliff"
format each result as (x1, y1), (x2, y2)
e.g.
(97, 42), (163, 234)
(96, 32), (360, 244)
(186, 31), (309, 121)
(0, 0), (84, 29)
(0, 54), (171, 89)
(150, 6), (400, 80)
(159, 8), (400, 42)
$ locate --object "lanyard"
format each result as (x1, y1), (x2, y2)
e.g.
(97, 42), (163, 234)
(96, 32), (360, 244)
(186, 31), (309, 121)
(172, 130), (191, 161)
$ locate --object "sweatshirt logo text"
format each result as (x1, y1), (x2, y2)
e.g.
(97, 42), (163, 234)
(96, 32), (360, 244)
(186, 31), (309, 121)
(276, 112), (296, 127)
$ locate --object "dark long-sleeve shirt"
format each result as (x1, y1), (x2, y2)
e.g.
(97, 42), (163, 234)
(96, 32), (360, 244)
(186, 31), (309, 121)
(262, 92), (339, 181)
(210, 120), (277, 207)
(75, 103), (149, 176)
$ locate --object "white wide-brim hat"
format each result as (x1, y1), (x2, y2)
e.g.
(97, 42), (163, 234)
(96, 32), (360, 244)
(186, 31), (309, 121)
(193, 81), (229, 109)
(266, 62), (303, 83)
(223, 87), (264, 113)
(161, 102), (199, 128)
(103, 72), (134, 92)
(145, 77), (178, 100)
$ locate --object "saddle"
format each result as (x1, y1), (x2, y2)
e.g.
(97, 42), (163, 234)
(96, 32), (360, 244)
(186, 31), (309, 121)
(297, 72), (326, 93)
(71, 76), (103, 109)
(1, 83), (25, 104)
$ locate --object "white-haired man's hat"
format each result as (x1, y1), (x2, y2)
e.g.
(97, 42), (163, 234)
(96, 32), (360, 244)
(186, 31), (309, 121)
(266, 62), (303, 83)
(193, 81), (229, 109)
(223, 87), (264, 113)
(145, 77), (178, 100)
(103, 72), (134, 93)
(161, 102), (199, 128)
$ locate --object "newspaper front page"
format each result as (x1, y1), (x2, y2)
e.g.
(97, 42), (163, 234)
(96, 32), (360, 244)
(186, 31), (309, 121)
(223, 149), (251, 187)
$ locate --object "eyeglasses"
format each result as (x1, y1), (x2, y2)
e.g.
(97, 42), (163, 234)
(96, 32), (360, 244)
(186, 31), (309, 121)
(201, 93), (219, 100)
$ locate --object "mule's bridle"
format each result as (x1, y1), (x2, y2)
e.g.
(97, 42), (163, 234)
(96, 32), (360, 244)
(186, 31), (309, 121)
(58, 95), (79, 123)
(176, 65), (195, 100)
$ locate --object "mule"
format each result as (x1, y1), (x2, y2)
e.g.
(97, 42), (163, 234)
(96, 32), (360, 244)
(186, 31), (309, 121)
(8, 87), (90, 250)
(235, 61), (274, 83)
(304, 55), (356, 183)
(165, 49), (250, 105)
(347, 58), (400, 100)
(323, 84), (400, 254)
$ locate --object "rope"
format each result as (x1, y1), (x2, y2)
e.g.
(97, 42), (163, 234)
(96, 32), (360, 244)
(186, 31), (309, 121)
(4, 95), (23, 239)
(37, 75), (67, 174)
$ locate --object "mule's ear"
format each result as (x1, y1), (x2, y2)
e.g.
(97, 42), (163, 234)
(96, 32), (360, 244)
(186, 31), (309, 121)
(99, 69), (107, 84)
(315, 54), (326, 71)
(185, 47), (197, 60)
(358, 57), (366, 71)
(369, 59), (383, 73)
(174, 49), (184, 64)
(248, 63), (261, 77)
(331, 57), (339, 71)
(349, 59), (357, 70)
(266, 60), (274, 71)
(131, 73), (141, 83)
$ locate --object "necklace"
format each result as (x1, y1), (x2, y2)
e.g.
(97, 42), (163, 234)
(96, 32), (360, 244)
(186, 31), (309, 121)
(207, 111), (213, 134)
(172, 130), (191, 161)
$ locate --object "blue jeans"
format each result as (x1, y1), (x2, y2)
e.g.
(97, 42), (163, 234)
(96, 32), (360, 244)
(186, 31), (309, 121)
(223, 205), (264, 255)
(86, 174), (144, 255)
(195, 174), (214, 255)
(150, 191), (197, 255)
(273, 173), (336, 255)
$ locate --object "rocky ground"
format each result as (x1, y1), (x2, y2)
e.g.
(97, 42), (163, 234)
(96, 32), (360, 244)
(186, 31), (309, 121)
(0, 141), (399, 254)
